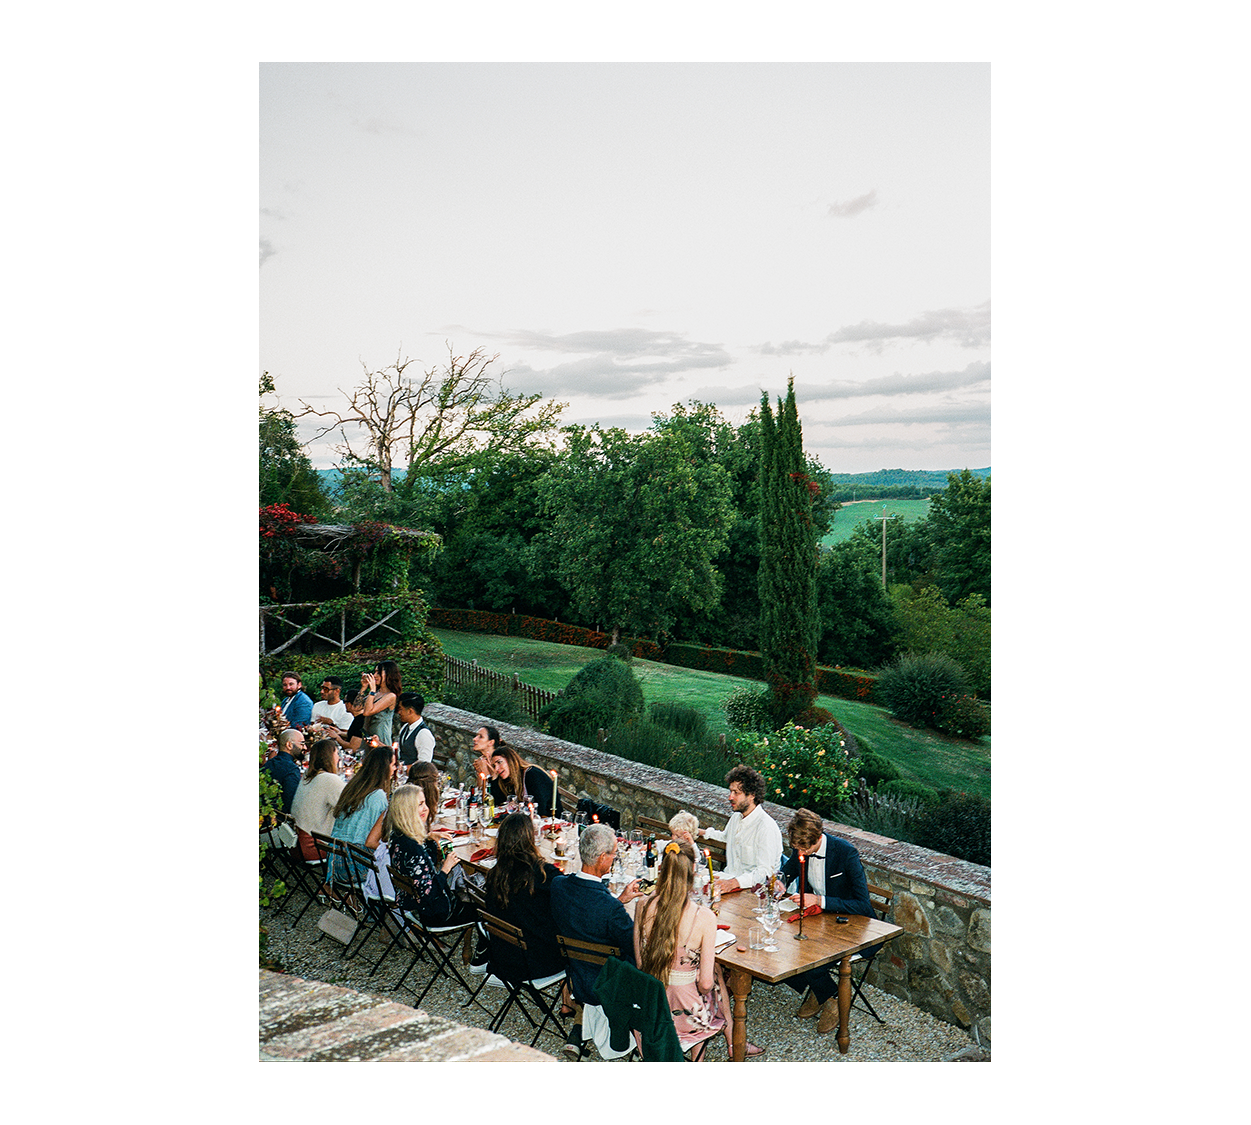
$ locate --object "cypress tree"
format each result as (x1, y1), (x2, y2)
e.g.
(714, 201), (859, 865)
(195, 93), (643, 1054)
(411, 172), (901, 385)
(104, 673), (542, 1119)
(758, 377), (819, 723)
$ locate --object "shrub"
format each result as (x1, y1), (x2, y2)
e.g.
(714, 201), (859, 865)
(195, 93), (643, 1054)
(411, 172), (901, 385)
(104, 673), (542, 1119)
(598, 720), (729, 787)
(540, 655), (644, 741)
(728, 722), (860, 812)
(439, 679), (532, 727)
(857, 751), (902, 787)
(877, 778), (940, 806)
(790, 704), (835, 729)
(723, 685), (772, 732)
(932, 692), (990, 739)
(834, 788), (926, 842)
(875, 651), (972, 730)
(649, 701), (708, 741)
(605, 641), (634, 663)
(914, 791), (991, 867)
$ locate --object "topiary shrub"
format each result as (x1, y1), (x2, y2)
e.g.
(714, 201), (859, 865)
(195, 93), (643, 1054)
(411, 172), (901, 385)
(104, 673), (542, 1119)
(723, 685), (773, 732)
(877, 778), (940, 806)
(539, 655), (644, 741)
(914, 790), (990, 867)
(875, 651), (972, 731)
(857, 751), (902, 788)
(649, 701), (708, 741)
(439, 679), (532, 727)
(790, 704), (835, 730)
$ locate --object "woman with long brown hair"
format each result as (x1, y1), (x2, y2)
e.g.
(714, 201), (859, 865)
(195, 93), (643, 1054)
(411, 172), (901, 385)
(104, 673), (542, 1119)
(359, 660), (401, 747)
(474, 732), (560, 816)
(483, 813), (566, 981)
(633, 839), (744, 1058)
(325, 744), (396, 892)
(290, 738), (345, 860)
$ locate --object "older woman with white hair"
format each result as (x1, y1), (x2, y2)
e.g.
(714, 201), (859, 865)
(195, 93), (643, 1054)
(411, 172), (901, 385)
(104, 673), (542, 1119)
(668, 810), (700, 845)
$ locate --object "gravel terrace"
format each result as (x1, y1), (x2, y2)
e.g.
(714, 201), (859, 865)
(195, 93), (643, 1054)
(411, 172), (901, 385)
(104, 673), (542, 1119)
(260, 898), (984, 1062)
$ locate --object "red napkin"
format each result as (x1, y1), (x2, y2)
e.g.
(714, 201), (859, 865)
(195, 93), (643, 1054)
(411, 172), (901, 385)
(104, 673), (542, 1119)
(469, 848), (494, 863)
(717, 924), (730, 930)
(442, 798), (457, 808)
(446, 829), (470, 837)
(787, 903), (823, 922)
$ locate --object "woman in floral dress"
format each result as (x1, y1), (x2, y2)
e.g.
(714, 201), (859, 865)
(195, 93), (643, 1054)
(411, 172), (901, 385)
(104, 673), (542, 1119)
(634, 839), (733, 1059)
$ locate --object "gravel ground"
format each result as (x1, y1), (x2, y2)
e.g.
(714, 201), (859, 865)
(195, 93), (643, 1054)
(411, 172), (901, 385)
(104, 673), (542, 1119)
(260, 897), (984, 1062)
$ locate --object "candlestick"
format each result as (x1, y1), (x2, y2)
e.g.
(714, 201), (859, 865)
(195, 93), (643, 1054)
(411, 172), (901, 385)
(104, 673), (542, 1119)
(705, 848), (716, 896)
(550, 770), (558, 817)
(796, 851), (808, 940)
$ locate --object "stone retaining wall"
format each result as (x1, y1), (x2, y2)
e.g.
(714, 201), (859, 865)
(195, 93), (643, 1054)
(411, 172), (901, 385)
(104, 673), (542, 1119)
(426, 703), (991, 1046)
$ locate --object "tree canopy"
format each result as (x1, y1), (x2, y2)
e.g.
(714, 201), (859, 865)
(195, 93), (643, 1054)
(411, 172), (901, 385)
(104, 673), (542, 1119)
(532, 420), (734, 644)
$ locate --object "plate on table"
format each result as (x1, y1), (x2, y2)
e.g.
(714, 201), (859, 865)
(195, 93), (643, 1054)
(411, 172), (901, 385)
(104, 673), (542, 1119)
(484, 828), (498, 837)
(714, 931), (737, 949)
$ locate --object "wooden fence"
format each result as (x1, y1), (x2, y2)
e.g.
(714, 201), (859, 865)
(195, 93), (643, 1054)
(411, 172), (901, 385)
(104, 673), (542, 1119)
(443, 656), (558, 723)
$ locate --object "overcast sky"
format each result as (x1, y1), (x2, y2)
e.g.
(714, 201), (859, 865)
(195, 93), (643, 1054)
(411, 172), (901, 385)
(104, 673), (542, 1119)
(261, 62), (989, 475)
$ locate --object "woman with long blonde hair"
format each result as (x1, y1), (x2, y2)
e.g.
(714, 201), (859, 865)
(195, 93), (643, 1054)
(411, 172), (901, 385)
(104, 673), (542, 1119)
(386, 785), (476, 928)
(634, 839), (756, 1058)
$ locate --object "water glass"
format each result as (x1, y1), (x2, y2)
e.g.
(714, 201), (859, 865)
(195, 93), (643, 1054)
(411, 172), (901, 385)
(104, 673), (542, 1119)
(748, 926), (763, 951)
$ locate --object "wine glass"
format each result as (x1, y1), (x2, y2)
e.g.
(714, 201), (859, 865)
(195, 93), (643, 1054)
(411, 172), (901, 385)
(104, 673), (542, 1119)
(760, 908), (781, 952)
(752, 882), (767, 914)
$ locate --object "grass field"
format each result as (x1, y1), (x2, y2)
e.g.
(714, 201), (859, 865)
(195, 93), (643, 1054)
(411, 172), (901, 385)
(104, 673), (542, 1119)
(820, 497), (931, 547)
(431, 627), (989, 798)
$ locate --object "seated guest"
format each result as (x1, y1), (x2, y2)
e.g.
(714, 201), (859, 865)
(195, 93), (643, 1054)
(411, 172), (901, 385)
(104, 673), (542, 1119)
(386, 785), (477, 928)
(290, 739), (346, 860)
(324, 689), (366, 753)
(405, 761), (442, 831)
(780, 808), (877, 1036)
(395, 692), (436, 765)
(325, 744), (396, 895)
(550, 823), (640, 1058)
(310, 676), (350, 732)
(484, 813), (566, 985)
(634, 839), (747, 1059)
(263, 728), (305, 814)
(667, 810), (700, 845)
(701, 764), (783, 897)
(475, 733), (561, 816)
(278, 671), (314, 730)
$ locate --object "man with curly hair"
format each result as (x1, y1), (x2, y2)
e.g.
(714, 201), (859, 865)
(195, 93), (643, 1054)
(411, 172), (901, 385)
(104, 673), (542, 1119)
(701, 764), (782, 896)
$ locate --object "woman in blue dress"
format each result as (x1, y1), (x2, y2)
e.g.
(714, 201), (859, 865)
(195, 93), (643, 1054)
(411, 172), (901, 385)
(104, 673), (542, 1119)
(324, 744), (396, 903)
(359, 660), (401, 747)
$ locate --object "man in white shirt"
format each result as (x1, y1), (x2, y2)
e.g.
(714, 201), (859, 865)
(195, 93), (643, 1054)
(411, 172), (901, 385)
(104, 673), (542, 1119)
(702, 764), (783, 896)
(310, 677), (350, 731)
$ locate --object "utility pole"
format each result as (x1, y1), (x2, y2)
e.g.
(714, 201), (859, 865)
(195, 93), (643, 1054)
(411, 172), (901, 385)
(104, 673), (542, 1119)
(876, 507), (899, 590)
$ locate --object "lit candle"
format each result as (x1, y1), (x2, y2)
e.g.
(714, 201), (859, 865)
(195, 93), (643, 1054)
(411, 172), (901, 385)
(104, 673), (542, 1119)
(705, 848), (716, 896)
(550, 770), (558, 817)
(799, 851), (806, 916)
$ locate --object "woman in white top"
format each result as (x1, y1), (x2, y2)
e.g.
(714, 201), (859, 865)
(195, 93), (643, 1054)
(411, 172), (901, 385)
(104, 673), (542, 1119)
(290, 739), (346, 860)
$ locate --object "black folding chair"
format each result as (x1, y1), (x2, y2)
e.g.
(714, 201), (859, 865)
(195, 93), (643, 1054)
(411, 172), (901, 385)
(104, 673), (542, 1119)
(337, 840), (408, 974)
(464, 909), (568, 1048)
(843, 882), (895, 1023)
(387, 866), (486, 1012)
(261, 813), (325, 928)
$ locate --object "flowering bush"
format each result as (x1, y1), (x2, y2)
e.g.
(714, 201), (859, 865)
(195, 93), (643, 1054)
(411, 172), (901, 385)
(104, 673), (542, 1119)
(729, 721), (861, 812)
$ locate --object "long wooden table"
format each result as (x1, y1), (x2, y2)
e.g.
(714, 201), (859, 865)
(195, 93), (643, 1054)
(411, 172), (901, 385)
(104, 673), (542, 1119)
(712, 890), (902, 1059)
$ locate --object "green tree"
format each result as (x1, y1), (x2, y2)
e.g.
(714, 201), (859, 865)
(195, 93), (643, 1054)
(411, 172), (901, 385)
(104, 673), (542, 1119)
(295, 345), (566, 493)
(927, 469), (991, 605)
(533, 422), (734, 644)
(758, 378), (819, 720)
(816, 541), (899, 669)
(259, 373), (328, 515)
(889, 584), (990, 697)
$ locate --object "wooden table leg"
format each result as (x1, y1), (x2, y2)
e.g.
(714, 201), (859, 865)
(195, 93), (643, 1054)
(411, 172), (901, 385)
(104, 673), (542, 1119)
(728, 968), (752, 1062)
(837, 956), (852, 1054)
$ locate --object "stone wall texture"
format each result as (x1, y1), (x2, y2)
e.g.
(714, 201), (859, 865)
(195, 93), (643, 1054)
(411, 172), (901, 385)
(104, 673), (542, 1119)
(427, 702), (991, 1046)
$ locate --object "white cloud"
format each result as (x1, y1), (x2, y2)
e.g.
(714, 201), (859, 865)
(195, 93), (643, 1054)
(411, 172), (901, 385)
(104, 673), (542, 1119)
(828, 189), (878, 218)
(826, 301), (991, 353)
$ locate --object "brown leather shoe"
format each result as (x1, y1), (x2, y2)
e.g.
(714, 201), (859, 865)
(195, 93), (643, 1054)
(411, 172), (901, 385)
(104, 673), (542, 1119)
(795, 991), (821, 1019)
(816, 996), (839, 1035)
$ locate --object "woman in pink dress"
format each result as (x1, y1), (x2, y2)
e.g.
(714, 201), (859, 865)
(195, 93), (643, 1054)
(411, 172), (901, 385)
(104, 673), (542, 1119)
(634, 839), (735, 1059)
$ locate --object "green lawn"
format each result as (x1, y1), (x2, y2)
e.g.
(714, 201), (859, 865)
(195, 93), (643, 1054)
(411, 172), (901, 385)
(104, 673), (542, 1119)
(821, 497), (931, 547)
(431, 627), (989, 798)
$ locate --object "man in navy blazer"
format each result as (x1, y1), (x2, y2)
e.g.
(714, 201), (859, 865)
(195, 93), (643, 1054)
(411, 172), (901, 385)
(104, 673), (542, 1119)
(550, 822), (642, 1058)
(778, 808), (878, 1034)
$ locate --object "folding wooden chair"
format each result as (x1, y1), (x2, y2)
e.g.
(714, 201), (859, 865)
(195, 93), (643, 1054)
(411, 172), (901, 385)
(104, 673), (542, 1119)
(338, 839), (408, 974)
(843, 882), (895, 1023)
(387, 866), (485, 1012)
(554, 933), (627, 1060)
(463, 910), (568, 1048)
